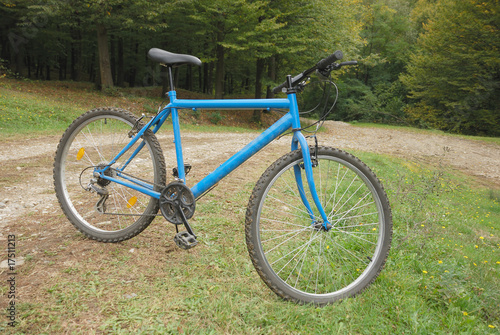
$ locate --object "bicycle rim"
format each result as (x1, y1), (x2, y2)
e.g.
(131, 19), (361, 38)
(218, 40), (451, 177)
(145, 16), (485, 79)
(56, 111), (162, 237)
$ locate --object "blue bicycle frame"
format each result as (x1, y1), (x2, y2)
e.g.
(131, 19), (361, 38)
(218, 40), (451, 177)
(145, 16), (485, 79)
(96, 90), (330, 226)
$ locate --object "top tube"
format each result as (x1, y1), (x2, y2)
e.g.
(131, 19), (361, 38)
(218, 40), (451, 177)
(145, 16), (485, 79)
(165, 90), (291, 111)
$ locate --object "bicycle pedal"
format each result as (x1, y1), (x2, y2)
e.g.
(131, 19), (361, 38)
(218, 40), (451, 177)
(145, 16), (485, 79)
(174, 231), (198, 250)
(172, 163), (192, 178)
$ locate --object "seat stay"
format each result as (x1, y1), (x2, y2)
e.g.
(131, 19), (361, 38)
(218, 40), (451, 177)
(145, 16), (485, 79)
(96, 107), (170, 180)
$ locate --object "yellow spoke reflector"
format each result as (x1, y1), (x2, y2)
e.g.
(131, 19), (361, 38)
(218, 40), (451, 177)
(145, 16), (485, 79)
(76, 148), (85, 161)
(127, 196), (138, 208)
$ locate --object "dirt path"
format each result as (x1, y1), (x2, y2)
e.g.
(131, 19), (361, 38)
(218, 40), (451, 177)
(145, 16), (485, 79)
(0, 123), (499, 233)
(321, 121), (500, 182)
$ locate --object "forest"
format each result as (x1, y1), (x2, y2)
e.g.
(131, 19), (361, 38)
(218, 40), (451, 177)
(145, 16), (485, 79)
(1, 0), (499, 136)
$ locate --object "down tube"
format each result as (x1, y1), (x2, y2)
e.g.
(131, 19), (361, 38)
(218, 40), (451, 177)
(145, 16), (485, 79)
(190, 112), (294, 198)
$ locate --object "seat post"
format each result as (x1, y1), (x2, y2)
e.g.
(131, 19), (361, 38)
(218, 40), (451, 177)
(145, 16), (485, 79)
(167, 66), (175, 91)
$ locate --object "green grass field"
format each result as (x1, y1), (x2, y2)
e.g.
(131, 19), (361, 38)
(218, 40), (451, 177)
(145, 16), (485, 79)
(0, 78), (266, 139)
(1, 79), (499, 334)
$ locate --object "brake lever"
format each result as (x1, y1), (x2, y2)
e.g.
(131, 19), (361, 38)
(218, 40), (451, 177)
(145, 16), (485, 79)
(317, 61), (358, 78)
(296, 78), (311, 92)
(316, 64), (337, 78)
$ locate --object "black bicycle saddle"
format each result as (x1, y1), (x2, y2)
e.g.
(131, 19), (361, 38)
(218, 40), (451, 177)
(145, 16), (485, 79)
(148, 48), (202, 67)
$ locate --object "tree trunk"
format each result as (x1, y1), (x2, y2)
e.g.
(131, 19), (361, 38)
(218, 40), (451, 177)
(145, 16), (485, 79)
(129, 41), (139, 87)
(185, 65), (192, 91)
(253, 58), (266, 122)
(174, 67), (179, 88)
(26, 53), (31, 78)
(110, 34), (116, 83)
(117, 37), (125, 87)
(70, 33), (82, 81)
(254, 58), (265, 99)
(14, 49), (23, 75)
(198, 65), (203, 92)
(58, 55), (65, 80)
(266, 55), (276, 99)
(208, 62), (214, 94)
(203, 63), (208, 93)
(89, 51), (96, 83)
(214, 41), (224, 98)
(96, 24), (113, 90)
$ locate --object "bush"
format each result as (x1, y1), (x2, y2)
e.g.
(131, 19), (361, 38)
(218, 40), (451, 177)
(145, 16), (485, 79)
(209, 111), (225, 125)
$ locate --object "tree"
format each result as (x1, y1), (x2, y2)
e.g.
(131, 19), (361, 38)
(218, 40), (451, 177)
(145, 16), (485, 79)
(401, 0), (500, 135)
(39, 0), (170, 90)
(359, 0), (415, 85)
(188, 0), (284, 98)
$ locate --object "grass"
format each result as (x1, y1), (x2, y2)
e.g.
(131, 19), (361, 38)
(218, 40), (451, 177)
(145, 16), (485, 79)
(0, 78), (268, 139)
(1, 78), (499, 333)
(3, 153), (498, 334)
(0, 87), (84, 135)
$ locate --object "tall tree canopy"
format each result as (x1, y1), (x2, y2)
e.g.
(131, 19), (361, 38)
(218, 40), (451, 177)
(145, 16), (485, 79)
(401, 0), (500, 135)
(1, 0), (499, 136)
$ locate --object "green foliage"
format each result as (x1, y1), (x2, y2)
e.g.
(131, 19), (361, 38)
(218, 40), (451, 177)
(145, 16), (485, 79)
(331, 0), (415, 126)
(360, 0), (416, 69)
(328, 78), (408, 124)
(0, 58), (20, 78)
(401, 0), (500, 136)
(334, 78), (378, 122)
(208, 111), (225, 125)
(1, 0), (499, 136)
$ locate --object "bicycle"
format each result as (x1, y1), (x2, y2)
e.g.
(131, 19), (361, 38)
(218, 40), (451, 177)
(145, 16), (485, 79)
(53, 48), (392, 305)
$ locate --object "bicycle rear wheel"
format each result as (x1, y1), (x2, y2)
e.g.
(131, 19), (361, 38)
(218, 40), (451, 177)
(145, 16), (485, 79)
(53, 108), (166, 242)
(245, 146), (392, 305)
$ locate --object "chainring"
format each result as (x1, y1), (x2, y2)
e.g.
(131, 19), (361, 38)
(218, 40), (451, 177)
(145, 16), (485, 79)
(159, 182), (196, 225)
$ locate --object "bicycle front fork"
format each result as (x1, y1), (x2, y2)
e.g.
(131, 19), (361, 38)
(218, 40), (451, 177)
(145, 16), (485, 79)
(291, 131), (332, 231)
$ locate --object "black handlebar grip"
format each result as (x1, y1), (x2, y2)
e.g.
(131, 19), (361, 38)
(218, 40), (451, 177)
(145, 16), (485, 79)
(316, 51), (343, 70)
(340, 61), (358, 66)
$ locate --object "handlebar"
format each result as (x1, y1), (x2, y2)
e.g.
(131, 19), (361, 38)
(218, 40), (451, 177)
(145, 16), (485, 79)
(316, 51), (343, 70)
(338, 61), (358, 67)
(272, 52), (357, 94)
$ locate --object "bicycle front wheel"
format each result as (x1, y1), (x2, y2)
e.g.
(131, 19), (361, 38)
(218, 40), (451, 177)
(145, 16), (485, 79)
(53, 108), (166, 242)
(245, 146), (392, 305)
